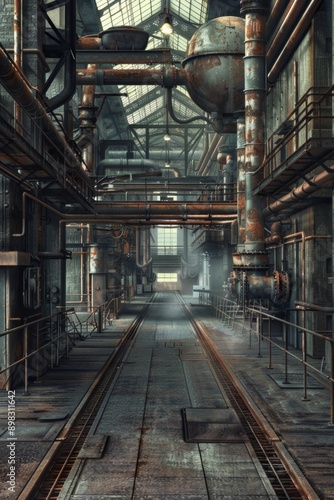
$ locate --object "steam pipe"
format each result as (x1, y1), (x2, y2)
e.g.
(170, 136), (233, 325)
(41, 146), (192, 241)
(166, 87), (212, 125)
(136, 227), (152, 269)
(76, 67), (187, 87)
(79, 64), (98, 172)
(267, 0), (323, 84)
(266, 0), (309, 67)
(266, 0), (290, 36)
(196, 134), (221, 176)
(263, 165), (334, 218)
(264, 222), (283, 245)
(236, 117), (245, 246)
(96, 159), (161, 176)
(14, 0), (22, 130)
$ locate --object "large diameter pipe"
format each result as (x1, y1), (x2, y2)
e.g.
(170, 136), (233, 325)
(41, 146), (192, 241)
(263, 165), (334, 218)
(0, 47), (81, 169)
(268, 0), (323, 84)
(76, 67), (187, 87)
(267, 0), (309, 67)
(94, 201), (237, 216)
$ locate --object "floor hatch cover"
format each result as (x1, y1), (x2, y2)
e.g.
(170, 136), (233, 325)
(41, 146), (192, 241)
(182, 408), (249, 443)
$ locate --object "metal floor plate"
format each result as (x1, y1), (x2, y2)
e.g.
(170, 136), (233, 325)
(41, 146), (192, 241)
(182, 408), (249, 443)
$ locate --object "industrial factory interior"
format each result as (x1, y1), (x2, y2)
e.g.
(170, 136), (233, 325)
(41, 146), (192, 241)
(0, 0), (334, 498)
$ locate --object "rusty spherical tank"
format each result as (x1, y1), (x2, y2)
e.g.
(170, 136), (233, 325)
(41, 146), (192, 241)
(182, 16), (245, 115)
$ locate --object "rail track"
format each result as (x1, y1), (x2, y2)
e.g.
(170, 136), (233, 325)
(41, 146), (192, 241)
(178, 293), (306, 500)
(26, 297), (154, 500)
(26, 292), (311, 499)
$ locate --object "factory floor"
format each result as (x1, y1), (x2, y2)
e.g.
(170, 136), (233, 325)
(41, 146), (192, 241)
(0, 293), (333, 499)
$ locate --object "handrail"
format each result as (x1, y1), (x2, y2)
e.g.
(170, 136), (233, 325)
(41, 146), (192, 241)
(0, 296), (122, 392)
(261, 86), (334, 179)
(199, 290), (334, 425)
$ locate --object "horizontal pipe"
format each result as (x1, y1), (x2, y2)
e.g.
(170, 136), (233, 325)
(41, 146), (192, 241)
(296, 301), (334, 313)
(263, 165), (334, 217)
(76, 67), (187, 87)
(93, 201), (237, 216)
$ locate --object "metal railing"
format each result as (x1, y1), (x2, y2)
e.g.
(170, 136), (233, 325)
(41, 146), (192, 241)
(0, 297), (121, 393)
(264, 86), (334, 179)
(199, 291), (334, 425)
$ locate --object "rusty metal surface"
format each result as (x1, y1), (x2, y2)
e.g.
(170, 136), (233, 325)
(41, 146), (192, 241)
(182, 17), (245, 115)
(182, 408), (248, 443)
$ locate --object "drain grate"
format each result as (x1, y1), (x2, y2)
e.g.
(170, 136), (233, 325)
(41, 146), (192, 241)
(182, 408), (249, 443)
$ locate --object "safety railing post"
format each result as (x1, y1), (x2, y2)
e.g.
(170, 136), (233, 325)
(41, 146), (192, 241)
(97, 305), (103, 333)
(330, 340), (334, 426)
(283, 322), (289, 384)
(56, 313), (60, 366)
(35, 322), (41, 383)
(23, 324), (29, 395)
(301, 329), (309, 401)
(268, 317), (272, 369)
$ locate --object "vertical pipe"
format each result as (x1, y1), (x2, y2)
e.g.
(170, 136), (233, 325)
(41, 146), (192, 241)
(14, 0), (22, 132)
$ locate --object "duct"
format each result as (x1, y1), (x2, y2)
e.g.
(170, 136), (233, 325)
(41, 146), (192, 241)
(0, 47), (82, 170)
(76, 67), (186, 87)
(263, 165), (334, 218)
(267, 0), (323, 84)
(96, 159), (161, 176)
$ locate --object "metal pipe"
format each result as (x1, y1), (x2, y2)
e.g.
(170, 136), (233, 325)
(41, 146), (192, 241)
(236, 118), (245, 246)
(266, 0), (309, 67)
(266, 0), (290, 36)
(196, 133), (221, 176)
(76, 67), (187, 87)
(136, 227), (152, 269)
(263, 165), (334, 217)
(79, 64), (98, 172)
(0, 47), (83, 170)
(96, 159), (161, 176)
(12, 192), (237, 238)
(296, 301), (334, 313)
(14, 0), (22, 131)
(268, 0), (323, 84)
(239, 0), (268, 246)
(264, 222), (283, 245)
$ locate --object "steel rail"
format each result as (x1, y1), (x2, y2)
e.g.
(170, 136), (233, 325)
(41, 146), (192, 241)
(28, 295), (156, 499)
(177, 293), (312, 500)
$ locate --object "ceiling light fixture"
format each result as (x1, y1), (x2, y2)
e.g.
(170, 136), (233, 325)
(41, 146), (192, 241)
(160, 9), (173, 35)
(164, 132), (171, 141)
